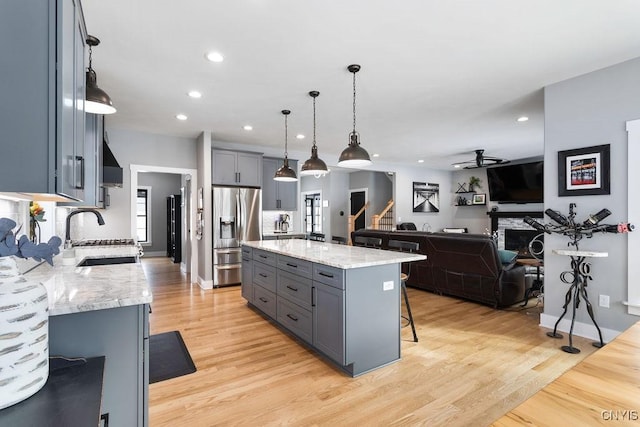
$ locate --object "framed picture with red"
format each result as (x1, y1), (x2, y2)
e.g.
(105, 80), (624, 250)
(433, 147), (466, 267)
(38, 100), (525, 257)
(558, 144), (610, 196)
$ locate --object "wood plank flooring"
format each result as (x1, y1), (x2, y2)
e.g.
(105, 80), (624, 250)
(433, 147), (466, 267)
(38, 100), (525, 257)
(143, 257), (598, 426)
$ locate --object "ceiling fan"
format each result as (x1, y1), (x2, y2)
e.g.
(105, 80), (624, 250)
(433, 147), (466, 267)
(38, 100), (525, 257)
(452, 149), (510, 169)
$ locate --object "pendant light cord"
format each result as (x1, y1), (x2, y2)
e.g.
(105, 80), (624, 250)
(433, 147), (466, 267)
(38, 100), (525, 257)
(312, 95), (317, 148)
(352, 70), (357, 134)
(284, 113), (289, 158)
(88, 45), (93, 70)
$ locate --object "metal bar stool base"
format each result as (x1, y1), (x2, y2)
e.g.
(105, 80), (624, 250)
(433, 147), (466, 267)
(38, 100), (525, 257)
(561, 345), (581, 354)
(547, 332), (563, 339)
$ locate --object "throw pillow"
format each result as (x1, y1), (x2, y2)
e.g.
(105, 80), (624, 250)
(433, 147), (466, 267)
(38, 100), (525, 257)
(498, 249), (518, 265)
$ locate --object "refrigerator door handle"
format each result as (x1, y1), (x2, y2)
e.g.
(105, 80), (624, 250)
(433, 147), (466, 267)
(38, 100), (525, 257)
(236, 191), (241, 242)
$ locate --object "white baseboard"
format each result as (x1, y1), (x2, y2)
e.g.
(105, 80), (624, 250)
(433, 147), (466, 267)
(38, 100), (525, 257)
(540, 313), (621, 344)
(197, 276), (213, 290)
(142, 251), (167, 257)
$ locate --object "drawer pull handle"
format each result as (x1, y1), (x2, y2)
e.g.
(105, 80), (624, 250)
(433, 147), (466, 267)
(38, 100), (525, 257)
(259, 297), (268, 303)
(259, 254), (268, 259)
(286, 285), (298, 292)
(318, 272), (334, 278)
(259, 273), (268, 278)
(286, 263), (298, 268)
(286, 314), (298, 322)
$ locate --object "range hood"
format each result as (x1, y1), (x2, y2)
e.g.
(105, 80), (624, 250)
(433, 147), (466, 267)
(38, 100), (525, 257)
(103, 131), (123, 187)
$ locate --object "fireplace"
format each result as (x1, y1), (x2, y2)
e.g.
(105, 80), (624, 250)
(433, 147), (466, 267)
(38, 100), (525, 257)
(505, 229), (542, 258)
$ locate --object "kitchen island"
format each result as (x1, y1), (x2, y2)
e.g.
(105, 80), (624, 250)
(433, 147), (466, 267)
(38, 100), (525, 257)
(241, 239), (426, 376)
(23, 248), (152, 426)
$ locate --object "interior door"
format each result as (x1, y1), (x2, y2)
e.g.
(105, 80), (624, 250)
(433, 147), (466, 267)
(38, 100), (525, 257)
(350, 191), (366, 231)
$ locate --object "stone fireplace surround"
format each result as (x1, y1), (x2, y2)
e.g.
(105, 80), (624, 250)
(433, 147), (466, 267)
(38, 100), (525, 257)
(487, 211), (544, 255)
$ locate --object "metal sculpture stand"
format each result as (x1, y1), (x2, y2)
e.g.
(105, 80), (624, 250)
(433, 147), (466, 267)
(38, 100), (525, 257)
(546, 250), (606, 353)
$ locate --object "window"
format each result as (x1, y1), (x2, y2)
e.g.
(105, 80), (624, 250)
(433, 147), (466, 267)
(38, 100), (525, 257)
(304, 193), (322, 233)
(136, 187), (151, 244)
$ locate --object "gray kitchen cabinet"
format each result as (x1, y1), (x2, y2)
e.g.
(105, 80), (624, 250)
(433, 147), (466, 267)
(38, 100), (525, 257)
(59, 113), (107, 208)
(262, 157), (298, 210)
(212, 149), (262, 187)
(0, 0), (87, 200)
(49, 303), (149, 427)
(241, 246), (253, 303)
(241, 242), (404, 377)
(312, 281), (345, 364)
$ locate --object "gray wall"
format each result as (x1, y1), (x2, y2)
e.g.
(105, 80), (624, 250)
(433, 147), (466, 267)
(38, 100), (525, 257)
(544, 56), (640, 335)
(138, 172), (182, 255)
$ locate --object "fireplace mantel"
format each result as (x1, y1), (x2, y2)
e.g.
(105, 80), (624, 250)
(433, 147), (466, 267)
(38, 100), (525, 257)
(487, 211), (543, 233)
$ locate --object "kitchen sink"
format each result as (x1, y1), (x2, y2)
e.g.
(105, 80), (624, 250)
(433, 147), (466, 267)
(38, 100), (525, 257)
(77, 256), (138, 267)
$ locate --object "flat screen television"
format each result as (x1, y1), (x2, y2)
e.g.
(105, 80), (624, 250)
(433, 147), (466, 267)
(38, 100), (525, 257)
(486, 161), (543, 203)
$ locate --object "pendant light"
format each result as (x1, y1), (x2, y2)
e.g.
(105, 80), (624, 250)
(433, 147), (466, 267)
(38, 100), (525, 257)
(338, 64), (371, 167)
(85, 35), (116, 115)
(300, 91), (329, 177)
(274, 110), (298, 182)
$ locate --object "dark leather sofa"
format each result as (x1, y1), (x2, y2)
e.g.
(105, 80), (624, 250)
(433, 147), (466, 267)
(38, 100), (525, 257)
(352, 229), (527, 308)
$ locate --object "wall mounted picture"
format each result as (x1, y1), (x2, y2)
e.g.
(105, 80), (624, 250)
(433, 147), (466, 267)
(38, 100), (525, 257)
(472, 193), (486, 205)
(413, 182), (440, 213)
(558, 144), (610, 196)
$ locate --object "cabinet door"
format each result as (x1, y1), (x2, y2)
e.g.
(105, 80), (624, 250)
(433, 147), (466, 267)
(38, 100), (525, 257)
(313, 281), (345, 364)
(57, 0), (77, 199)
(262, 158), (279, 210)
(236, 152), (262, 187)
(212, 150), (238, 185)
(278, 159), (298, 210)
(241, 248), (253, 303)
(72, 11), (86, 200)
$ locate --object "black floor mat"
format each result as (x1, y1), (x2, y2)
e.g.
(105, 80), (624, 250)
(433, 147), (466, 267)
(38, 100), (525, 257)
(149, 331), (196, 384)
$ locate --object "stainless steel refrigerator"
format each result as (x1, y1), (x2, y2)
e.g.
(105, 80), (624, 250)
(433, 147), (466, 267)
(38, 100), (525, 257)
(212, 186), (261, 286)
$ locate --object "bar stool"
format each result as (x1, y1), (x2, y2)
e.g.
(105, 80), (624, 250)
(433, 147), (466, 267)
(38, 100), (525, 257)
(353, 236), (382, 248)
(388, 239), (419, 342)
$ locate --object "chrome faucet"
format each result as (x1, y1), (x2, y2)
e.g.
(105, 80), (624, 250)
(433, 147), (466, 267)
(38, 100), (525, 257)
(65, 209), (105, 247)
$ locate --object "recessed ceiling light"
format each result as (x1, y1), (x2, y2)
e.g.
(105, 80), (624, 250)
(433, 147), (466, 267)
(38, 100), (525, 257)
(243, 125), (253, 131)
(372, 153), (380, 158)
(176, 114), (188, 121)
(188, 90), (202, 99)
(454, 164), (461, 168)
(418, 159), (424, 163)
(205, 51), (224, 63)
(296, 134), (305, 139)
(517, 116), (529, 122)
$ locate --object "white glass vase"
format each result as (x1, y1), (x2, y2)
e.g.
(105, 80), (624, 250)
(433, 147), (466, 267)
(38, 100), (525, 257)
(0, 256), (49, 409)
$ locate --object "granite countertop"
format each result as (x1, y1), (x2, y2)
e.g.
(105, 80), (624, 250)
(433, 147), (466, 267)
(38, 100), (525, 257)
(23, 246), (152, 316)
(243, 239), (426, 269)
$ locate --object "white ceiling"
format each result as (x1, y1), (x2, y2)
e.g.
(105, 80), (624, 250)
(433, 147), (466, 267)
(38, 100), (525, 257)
(82, 0), (640, 170)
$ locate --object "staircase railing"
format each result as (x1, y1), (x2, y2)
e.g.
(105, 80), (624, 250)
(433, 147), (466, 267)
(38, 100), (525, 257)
(371, 199), (394, 231)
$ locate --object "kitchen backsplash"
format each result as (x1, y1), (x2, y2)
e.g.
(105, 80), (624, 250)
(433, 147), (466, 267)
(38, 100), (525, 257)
(262, 210), (295, 234)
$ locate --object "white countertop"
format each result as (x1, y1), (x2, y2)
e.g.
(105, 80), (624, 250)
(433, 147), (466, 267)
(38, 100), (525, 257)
(24, 246), (152, 316)
(243, 240), (426, 269)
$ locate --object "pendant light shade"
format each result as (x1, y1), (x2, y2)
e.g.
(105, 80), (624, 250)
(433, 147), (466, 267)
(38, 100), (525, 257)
(85, 36), (116, 115)
(338, 64), (371, 167)
(300, 91), (329, 177)
(274, 110), (298, 182)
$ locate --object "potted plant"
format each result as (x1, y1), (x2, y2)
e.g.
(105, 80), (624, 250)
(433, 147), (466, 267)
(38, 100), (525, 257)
(469, 176), (481, 192)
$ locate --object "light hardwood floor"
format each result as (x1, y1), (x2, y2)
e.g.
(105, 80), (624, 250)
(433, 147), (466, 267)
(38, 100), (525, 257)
(144, 257), (597, 426)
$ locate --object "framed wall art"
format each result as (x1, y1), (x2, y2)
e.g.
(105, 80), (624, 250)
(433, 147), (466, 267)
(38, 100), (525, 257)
(558, 144), (610, 196)
(412, 182), (440, 213)
(472, 193), (486, 205)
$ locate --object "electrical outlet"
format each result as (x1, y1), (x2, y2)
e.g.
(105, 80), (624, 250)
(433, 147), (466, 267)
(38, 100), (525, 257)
(383, 281), (394, 291)
(398, 216), (402, 222)
(599, 294), (610, 308)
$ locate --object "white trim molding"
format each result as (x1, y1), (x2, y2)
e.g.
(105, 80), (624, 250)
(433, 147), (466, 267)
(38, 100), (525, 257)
(626, 119), (640, 316)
